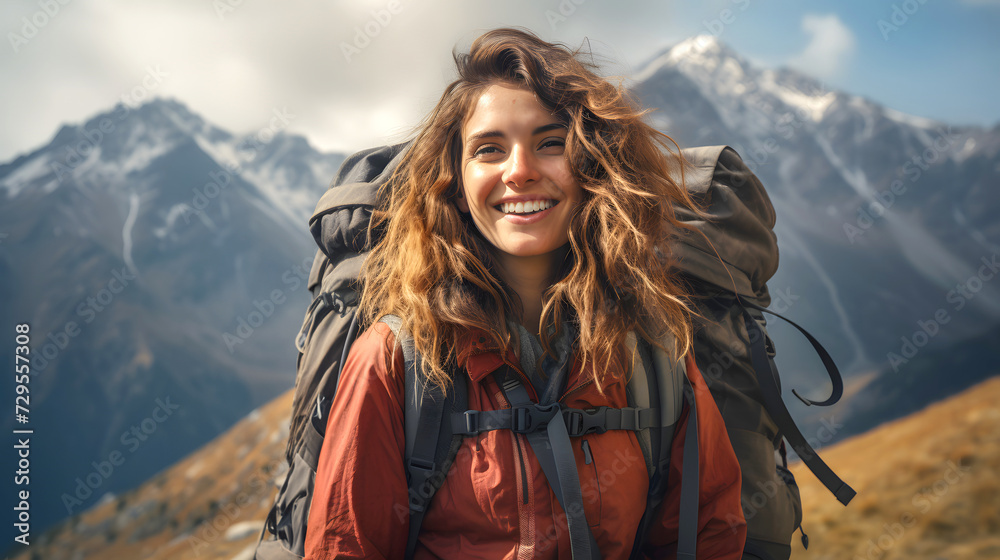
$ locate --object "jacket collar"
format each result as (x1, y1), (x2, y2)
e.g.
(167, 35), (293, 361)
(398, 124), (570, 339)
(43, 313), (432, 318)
(456, 328), (518, 385)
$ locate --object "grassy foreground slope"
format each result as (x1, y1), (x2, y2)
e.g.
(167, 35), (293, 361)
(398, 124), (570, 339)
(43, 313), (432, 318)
(791, 376), (1000, 559)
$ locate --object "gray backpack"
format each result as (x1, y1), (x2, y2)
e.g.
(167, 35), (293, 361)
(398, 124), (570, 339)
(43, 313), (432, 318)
(254, 144), (854, 560)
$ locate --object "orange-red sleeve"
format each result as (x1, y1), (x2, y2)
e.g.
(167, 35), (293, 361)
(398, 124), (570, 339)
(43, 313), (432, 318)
(304, 322), (409, 560)
(644, 353), (747, 559)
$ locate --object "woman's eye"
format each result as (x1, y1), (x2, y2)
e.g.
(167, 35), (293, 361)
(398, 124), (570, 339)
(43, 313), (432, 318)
(474, 145), (501, 157)
(539, 139), (566, 151)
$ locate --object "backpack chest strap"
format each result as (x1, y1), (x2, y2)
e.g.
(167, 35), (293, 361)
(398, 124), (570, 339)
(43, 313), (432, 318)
(451, 405), (662, 437)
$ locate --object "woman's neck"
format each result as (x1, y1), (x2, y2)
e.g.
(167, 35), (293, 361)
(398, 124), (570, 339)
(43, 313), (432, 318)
(494, 245), (569, 334)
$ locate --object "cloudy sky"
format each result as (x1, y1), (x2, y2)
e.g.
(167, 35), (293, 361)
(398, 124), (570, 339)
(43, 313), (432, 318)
(1, 0), (998, 163)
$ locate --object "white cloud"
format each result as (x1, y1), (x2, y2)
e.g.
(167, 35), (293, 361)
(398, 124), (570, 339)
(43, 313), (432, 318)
(0, 0), (686, 163)
(787, 13), (856, 81)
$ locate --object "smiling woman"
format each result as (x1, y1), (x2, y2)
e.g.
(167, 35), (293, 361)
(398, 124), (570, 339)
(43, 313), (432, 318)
(303, 28), (747, 559)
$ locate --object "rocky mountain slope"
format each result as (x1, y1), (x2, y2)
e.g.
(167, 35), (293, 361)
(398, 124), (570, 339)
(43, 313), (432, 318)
(634, 35), (1000, 384)
(0, 98), (344, 539)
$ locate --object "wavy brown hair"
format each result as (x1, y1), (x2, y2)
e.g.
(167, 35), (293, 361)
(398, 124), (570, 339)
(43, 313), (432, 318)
(361, 28), (703, 393)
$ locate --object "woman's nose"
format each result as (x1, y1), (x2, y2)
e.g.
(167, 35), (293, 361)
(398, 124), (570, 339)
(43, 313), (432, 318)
(503, 145), (541, 188)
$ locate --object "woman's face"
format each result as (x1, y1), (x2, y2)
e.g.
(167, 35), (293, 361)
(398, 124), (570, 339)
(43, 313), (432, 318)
(457, 84), (583, 267)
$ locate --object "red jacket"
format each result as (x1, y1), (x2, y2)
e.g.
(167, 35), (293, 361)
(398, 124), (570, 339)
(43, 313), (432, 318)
(305, 322), (746, 559)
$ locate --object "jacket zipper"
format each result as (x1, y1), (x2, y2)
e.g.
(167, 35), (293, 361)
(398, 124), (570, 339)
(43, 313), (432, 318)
(560, 377), (594, 404)
(495, 388), (531, 506)
(513, 435), (530, 504)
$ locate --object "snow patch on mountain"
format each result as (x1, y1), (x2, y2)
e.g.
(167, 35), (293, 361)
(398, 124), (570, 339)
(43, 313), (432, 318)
(762, 77), (836, 122)
(117, 139), (175, 175)
(193, 134), (243, 172)
(1, 152), (54, 198)
(814, 133), (872, 198)
(122, 192), (141, 277)
(882, 107), (939, 130)
(154, 204), (194, 238)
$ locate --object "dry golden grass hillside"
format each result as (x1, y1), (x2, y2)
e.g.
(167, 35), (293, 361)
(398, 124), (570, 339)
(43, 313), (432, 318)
(13, 389), (294, 560)
(16, 376), (1000, 559)
(790, 376), (1000, 559)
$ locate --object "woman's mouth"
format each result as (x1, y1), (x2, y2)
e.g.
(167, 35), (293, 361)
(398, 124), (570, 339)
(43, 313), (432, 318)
(495, 200), (556, 215)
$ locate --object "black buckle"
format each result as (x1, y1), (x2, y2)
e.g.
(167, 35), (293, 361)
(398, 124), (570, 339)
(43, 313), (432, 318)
(564, 407), (607, 437)
(564, 409), (584, 436)
(462, 410), (479, 434)
(624, 407), (642, 431)
(511, 403), (560, 434)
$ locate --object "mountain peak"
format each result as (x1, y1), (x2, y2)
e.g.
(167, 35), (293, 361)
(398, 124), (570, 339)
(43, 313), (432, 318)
(672, 34), (726, 56)
(80, 96), (222, 144)
(633, 35), (744, 83)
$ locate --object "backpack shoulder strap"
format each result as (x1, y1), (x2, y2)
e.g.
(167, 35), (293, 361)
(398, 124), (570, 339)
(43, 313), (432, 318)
(379, 315), (468, 560)
(628, 334), (690, 558)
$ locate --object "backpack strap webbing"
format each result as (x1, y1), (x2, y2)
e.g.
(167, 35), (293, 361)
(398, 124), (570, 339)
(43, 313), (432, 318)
(450, 406), (661, 436)
(738, 304), (856, 506)
(379, 316), (469, 560)
(677, 384), (700, 560)
(495, 366), (602, 560)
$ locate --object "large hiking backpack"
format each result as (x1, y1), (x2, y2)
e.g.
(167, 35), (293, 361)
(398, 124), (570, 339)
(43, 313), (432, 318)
(255, 143), (855, 560)
(670, 146), (855, 559)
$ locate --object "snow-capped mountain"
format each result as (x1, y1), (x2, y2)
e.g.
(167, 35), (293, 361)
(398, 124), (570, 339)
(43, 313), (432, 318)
(0, 98), (345, 539)
(634, 36), (1000, 386)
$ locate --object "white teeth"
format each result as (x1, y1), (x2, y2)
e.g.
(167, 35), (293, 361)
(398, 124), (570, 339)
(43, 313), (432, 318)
(500, 200), (554, 214)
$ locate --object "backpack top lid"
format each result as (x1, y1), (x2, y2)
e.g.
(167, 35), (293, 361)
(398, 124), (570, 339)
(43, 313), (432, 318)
(309, 142), (411, 261)
(669, 145), (778, 301)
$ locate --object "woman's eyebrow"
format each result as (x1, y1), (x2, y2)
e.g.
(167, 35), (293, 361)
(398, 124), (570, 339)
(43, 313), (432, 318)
(465, 122), (567, 151)
(532, 122), (566, 136)
(465, 129), (504, 149)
